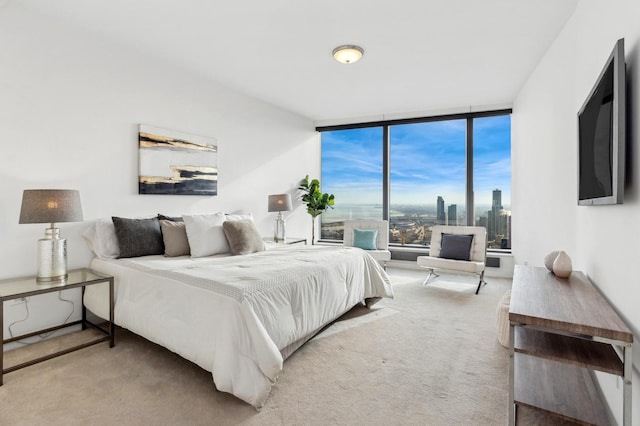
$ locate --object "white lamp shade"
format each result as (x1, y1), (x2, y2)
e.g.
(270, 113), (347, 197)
(268, 194), (292, 212)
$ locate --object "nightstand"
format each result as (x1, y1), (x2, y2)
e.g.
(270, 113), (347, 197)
(0, 268), (114, 385)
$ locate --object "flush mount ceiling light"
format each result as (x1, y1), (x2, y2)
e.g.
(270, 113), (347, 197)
(332, 45), (364, 64)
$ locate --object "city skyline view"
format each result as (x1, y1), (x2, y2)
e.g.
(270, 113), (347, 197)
(320, 113), (511, 249)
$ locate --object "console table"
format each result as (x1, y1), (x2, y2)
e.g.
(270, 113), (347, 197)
(509, 265), (633, 425)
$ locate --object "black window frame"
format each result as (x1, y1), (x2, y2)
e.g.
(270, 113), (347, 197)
(317, 108), (512, 253)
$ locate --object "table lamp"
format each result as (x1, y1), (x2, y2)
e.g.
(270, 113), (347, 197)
(19, 189), (83, 281)
(268, 194), (292, 243)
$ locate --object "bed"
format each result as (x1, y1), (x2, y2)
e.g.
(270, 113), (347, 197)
(83, 244), (393, 408)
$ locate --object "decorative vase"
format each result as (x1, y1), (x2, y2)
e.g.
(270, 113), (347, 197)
(544, 250), (559, 271)
(552, 251), (572, 278)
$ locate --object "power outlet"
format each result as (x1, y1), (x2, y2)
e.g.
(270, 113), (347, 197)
(9, 297), (29, 306)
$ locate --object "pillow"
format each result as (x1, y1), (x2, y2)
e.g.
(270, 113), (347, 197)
(112, 216), (164, 258)
(159, 220), (190, 257)
(225, 213), (254, 221)
(439, 233), (474, 261)
(182, 212), (229, 257)
(157, 213), (183, 222)
(353, 229), (378, 250)
(222, 219), (265, 255)
(82, 218), (120, 259)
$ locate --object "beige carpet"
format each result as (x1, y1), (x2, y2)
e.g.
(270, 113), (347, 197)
(0, 268), (573, 425)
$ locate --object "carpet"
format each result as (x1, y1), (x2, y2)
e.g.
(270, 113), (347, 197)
(0, 268), (574, 425)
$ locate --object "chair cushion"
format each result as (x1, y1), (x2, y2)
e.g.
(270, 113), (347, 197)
(439, 233), (474, 261)
(353, 229), (378, 250)
(417, 255), (485, 274)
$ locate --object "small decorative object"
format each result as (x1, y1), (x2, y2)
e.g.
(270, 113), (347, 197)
(401, 230), (407, 245)
(298, 175), (335, 245)
(19, 189), (84, 282)
(552, 251), (573, 278)
(268, 194), (292, 243)
(544, 250), (560, 271)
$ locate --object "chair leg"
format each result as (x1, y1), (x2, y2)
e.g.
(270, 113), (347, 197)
(422, 269), (439, 286)
(475, 270), (486, 295)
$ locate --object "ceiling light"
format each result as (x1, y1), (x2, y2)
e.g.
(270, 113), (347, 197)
(332, 45), (364, 64)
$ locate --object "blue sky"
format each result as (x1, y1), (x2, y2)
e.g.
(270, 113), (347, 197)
(321, 114), (511, 210)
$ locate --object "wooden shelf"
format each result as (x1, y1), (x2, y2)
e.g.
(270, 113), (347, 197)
(514, 327), (623, 375)
(509, 265), (632, 426)
(514, 354), (609, 426)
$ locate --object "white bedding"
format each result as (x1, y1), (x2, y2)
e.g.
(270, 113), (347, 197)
(84, 245), (393, 408)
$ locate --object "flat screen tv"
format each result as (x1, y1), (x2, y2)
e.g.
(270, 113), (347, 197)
(577, 38), (625, 205)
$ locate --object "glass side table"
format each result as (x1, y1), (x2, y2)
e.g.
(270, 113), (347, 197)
(0, 268), (114, 385)
(263, 237), (308, 246)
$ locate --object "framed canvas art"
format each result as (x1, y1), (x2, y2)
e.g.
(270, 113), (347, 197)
(138, 124), (218, 195)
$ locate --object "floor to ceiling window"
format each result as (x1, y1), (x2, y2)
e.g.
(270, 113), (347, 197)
(319, 110), (511, 251)
(320, 127), (383, 240)
(389, 120), (467, 245)
(473, 115), (512, 249)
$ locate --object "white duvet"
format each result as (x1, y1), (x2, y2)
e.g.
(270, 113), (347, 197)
(84, 245), (393, 408)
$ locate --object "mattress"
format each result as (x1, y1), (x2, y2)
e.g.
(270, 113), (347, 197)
(83, 245), (393, 408)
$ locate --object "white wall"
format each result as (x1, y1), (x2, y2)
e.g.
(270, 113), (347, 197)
(0, 5), (317, 344)
(512, 0), (640, 423)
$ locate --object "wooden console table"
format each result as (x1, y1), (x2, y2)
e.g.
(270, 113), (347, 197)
(509, 265), (633, 425)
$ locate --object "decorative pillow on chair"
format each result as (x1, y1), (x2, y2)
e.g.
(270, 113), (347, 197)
(439, 233), (474, 261)
(160, 220), (190, 257)
(353, 229), (378, 250)
(222, 219), (265, 255)
(112, 216), (164, 258)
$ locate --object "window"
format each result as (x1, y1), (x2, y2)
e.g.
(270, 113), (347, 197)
(473, 115), (512, 249)
(389, 120), (466, 245)
(319, 110), (512, 251)
(320, 127), (383, 240)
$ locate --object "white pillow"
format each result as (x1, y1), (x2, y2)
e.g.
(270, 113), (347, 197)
(82, 218), (120, 259)
(183, 212), (229, 257)
(225, 213), (254, 221)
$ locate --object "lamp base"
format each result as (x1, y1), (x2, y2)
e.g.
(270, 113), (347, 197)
(274, 214), (286, 243)
(37, 228), (68, 283)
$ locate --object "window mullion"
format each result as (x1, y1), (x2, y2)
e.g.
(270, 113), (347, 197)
(466, 118), (474, 226)
(383, 125), (390, 221)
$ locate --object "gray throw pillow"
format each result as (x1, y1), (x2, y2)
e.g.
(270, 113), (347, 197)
(439, 233), (474, 261)
(160, 220), (190, 257)
(157, 213), (183, 222)
(222, 219), (265, 255)
(112, 216), (164, 258)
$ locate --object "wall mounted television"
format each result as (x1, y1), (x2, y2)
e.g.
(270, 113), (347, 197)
(577, 38), (626, 206)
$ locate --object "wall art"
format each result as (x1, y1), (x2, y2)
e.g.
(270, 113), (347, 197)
(138, 124), (218, 195)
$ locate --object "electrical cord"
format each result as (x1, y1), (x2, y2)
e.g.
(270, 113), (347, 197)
(39, 291), (75, 338)
(6, 291), (76, 344)
(7, 299), (31, 345)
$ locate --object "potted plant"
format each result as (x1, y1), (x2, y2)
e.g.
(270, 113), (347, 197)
(298, 175), (335, 244)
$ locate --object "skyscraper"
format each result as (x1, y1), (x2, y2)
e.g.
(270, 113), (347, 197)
(488, 189), (506, 242)
(492, 189), (503, 209)
(447, 204), (457, 225)
(436, 196), (445, 225)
